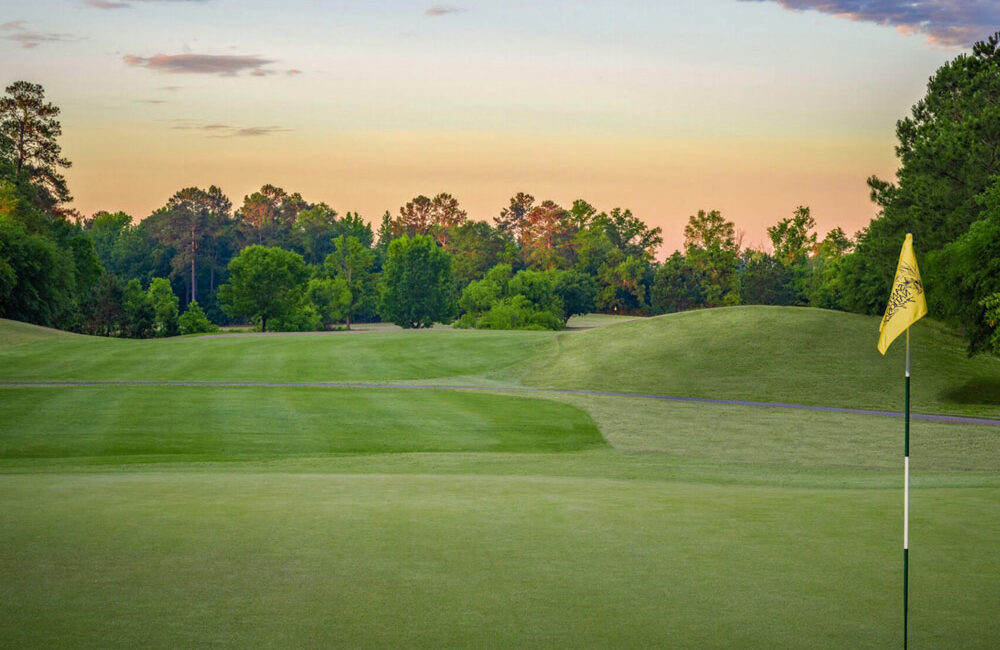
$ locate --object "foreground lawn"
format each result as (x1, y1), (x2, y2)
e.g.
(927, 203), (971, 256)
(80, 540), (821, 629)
(1, 312), (997, 648)
(1, 470), (997, 649)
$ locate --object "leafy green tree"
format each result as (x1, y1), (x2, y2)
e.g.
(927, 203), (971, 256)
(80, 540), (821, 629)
(374, 210), (394, 265)
(981, 293), (1000, 356)
(767, 206), (817, 265)
(323, 235), (375, 329)
(122, 278), (155, 338)
(509, 270), (565, 322)
(290, 203), (339, 265)
(842, 33), (1000, 322)
(447, 220), (509, 295)
(268, 306), (322, 332)
(146, 186), (231, 305)
(553, 270), (596, 321)
(84, 211), (132, 272)
(218, 245), (309, 332)
(392, 193), (468, 248)
(475, 294), (563, 331)
(651, 252), (707, 314)
(455, 264), (566, 331)
(0, 192), (78, 327)
(594, 207), (663, 261)
(572, 227), (617, 276)
(596, 256), (648, 314)
(379, 234), (455, 329)
(925, 181), (1000, 354)
(306, 277), (351, 329)
(334, 212), (375, 248)
(493, 192), (535, 241)
(148, 277), (179, 337)
(178, 300), (218, 335)
(456, 263), (586, 330)
(456, 263), (512, 326)
(683, 209), (741, 307)
(739, 251), (796, 306)
(0, 81), (72, 208)
(803, 228), (852, 309)
(89, 273), (124, 337)
(520, 200), (577, 270)
(235, 184), (306, 248)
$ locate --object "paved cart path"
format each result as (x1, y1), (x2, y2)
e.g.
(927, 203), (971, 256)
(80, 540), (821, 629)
(3, 380), (999, 427)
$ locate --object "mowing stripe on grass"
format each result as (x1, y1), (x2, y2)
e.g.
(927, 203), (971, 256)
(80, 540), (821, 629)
(4, 380), (999, 427)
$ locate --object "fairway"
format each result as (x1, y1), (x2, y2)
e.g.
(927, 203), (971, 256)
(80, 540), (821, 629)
(1, 309), (999, 648)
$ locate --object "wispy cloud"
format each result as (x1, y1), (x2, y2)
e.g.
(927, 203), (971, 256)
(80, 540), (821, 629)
(86, 1), (130, 8)
(425, 5), (462, 16)
(124, 53), (277, 76)
(86, 0), (211, 8)
(286, 69), (303, 76)
(136, 99), (167, 104)
(230, 126), (290, 137)
(1, 20), (75, 49)
(171, 121), (290, 137)
(739, 0), (1000, 47)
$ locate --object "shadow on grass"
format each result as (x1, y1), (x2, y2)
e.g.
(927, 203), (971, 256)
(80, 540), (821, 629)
(942, 379), (1000, 405)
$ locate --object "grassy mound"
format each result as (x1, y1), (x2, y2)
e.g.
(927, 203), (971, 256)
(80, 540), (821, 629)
(0, 318), (77, 346)
(524, 306), (1000, 417)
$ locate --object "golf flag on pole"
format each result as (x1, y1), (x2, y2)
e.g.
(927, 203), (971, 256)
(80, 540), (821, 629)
(878, 233), (927, 355)
(877, 233), (927, 650)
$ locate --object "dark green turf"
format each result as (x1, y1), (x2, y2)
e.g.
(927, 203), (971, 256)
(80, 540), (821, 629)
(0, 386), (604, 462)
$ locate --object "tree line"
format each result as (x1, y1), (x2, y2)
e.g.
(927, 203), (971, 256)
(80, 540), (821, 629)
(1, 32), (998, 352)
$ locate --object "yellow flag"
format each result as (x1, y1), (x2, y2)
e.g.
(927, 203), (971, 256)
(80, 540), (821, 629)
(877, 233), (927, 355)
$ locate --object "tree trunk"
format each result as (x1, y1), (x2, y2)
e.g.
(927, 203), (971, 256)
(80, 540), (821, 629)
(261, 315), (267, 332)
(346, 313), (351, 330)
(190, 251), (196, 304)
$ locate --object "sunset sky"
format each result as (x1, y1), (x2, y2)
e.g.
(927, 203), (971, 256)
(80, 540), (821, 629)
(3, 0), (997, 253)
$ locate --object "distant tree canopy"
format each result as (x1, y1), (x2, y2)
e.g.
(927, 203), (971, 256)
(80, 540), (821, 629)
(4, 37), (1000, 356)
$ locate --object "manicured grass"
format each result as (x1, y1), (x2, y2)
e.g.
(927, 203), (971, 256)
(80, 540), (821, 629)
(541, 392), (1000, 473)
(4, 307), (998, 415)
(1, 472), (997, 649)
(524, 307), (1000, 417)
(0, 386), (604, 463)
(1, 312), (998, 648)
(0, 319), (553, 384)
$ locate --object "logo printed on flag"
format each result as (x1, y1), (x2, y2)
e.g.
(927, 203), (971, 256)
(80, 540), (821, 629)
(877, 233), (927, 355)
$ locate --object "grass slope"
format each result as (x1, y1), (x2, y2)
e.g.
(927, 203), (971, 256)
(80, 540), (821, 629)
(1, 312), (998, 648)
(4, 307), (998, 415)
(525, 306), (1000, 417)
